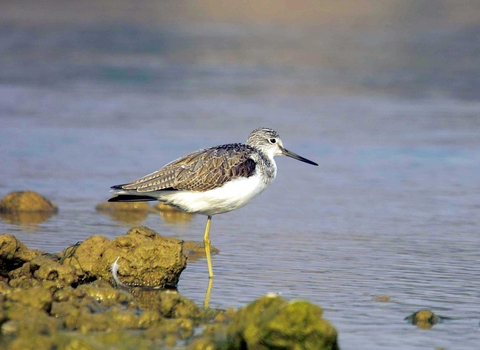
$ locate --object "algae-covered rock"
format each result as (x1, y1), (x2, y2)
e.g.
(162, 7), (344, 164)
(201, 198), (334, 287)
(405, 310), (441, 329)
(7, 334), (54, 350)
(52, 285), (84, 302)
(0, 234), (343, 350)
(0, 234), (42, 278)
(49, 282), (141, 333)
(188, 321), (229, 350)
(2, 307), (61, 337)
(0, 191), (58, 213)
(31, 255), (78, 287)
(131, 289), (201, 319)
(145, 317), (195, 343)
(11, 330), (158, 350)
(189, 337), (225, 350)
(70, 331), (157, 349)
(157, 290), (201, 319)
(8, 275), (42, 289)
(8, 261), (33, 280)
(213, 308), (236, 324)
(5, 286), (53, 313)
(65, 306), (143, 333)
(138, 309), (164, 329)
(77, 281), (136, 308)
(1, 241), (77, 289)
(227, 294), (339, 350)
(60, 226), (187, 288)
(0, 280), (9, 294)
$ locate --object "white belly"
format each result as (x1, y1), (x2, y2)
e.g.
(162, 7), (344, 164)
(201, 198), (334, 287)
(159, 173), (271, 216)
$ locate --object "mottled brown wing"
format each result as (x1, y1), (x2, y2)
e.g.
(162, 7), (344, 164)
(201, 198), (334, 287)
(121, 144), (256, 193)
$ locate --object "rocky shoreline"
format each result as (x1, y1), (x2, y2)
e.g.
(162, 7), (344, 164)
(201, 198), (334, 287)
(0, 191), (339, 349)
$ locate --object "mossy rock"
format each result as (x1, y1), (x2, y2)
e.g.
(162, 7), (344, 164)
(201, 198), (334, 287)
(0, 234), (42, 277)
(227, 294), (339, 350)
(5, 286), (53, 313)
(31, 255), (78, 287)
(60, 226), (187, 288)
(0, 191), (58, 213)
(405, 310), (441, 329)
(2, 307), (61, 337)
(76, 281), (136, 308)
(6, 334), (55, 350)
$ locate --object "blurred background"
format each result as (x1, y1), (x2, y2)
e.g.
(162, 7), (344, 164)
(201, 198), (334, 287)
(1, 1), (480, 349)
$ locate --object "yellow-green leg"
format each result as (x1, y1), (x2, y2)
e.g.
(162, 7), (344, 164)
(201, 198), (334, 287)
(203, 215), (214, 278)
(204, 277), (213, 308)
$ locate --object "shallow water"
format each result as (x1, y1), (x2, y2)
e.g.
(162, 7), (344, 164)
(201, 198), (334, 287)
(1, 1), (480, 349)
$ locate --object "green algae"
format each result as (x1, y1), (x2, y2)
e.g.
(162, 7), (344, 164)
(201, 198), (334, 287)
(226, 294), (339, 350)
(405, 309), (443, 329)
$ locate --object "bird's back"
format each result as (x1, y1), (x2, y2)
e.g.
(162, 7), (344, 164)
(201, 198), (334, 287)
(112, 143), (267, 194)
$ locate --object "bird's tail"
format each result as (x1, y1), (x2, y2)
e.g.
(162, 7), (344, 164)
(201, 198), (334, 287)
(108, 194), (157, 202)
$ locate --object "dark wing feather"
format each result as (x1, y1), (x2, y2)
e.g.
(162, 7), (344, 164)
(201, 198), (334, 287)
(108, 195), (157, 202)
(118, 144), (257, 193)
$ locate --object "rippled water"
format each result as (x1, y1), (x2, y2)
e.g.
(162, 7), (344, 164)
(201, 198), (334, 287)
(1, 1), (480, 349)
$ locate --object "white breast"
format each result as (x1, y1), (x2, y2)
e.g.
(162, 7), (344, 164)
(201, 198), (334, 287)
(160, 172), (272, 216)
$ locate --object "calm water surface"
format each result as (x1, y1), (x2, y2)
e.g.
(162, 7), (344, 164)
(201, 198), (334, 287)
(1, 2), (480, 349)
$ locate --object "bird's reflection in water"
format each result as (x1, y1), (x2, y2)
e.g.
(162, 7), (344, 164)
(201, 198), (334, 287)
(102, 210), (150, 224)
(95, 201), (152, 224)
(96, 201), (194, 226)
(155, 203), (194, 225)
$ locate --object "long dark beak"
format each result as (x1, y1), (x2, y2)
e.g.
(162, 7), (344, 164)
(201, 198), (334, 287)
(281, 147), (318, 166)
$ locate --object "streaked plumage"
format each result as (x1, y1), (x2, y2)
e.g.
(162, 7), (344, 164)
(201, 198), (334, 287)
(110, 144), (270, 214)
(109, 128), (318, 278)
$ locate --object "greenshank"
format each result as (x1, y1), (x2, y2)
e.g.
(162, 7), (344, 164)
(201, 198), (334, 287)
(109, 127), (318, 278)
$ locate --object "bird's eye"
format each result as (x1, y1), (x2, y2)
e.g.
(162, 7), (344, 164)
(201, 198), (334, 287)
(269, 138), (277, 144)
